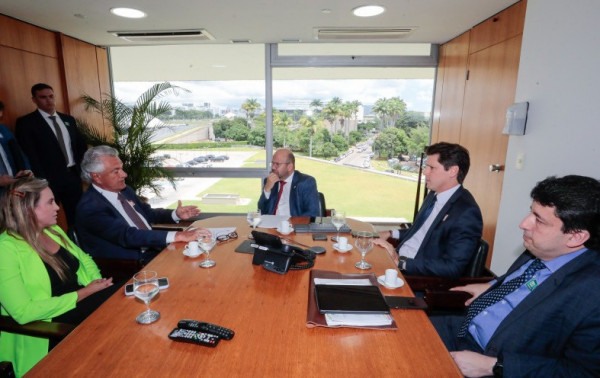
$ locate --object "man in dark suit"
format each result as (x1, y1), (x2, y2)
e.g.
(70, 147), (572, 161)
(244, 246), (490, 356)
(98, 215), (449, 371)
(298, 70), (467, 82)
(15, 83), (88, 225)
(258, 148), (320, 217)
(431, 175), (600, 377)
(76, 145), (210, 263)
(0, 101), (32, 191)
(374, 142), (483, 278)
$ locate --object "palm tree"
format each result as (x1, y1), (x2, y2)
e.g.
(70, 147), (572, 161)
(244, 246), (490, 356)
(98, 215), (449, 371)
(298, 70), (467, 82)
(241, 98), (261, 127)
(78, 82), (188, 195)
(299, 115), (318, 157)
(373, 98), (390, 129)
(309, 99), (323, 115)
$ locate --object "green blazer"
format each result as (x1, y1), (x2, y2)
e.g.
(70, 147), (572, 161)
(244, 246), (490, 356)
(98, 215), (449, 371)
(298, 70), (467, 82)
(0, 225), (102, 377)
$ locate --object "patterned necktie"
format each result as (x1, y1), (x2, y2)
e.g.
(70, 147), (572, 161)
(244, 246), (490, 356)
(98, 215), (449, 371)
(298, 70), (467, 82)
(458, 258), (546, 337)
(273, 181), (286, 214)
(49, 115), (69, 162)
(118, 192), (150, 230)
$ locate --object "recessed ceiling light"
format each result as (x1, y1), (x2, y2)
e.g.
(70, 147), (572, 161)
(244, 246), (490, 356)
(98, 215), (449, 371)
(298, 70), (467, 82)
(353, 5), (385, 17)
(110, 7), (146, 19)
(321, 9), (332, 14)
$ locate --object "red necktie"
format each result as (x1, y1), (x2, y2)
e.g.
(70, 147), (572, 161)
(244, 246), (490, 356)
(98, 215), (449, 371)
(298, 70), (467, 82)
(273, 181), (286, 215)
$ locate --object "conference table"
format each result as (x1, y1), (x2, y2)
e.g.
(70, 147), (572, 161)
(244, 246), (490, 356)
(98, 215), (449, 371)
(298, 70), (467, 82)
(27, 216), (461, 377)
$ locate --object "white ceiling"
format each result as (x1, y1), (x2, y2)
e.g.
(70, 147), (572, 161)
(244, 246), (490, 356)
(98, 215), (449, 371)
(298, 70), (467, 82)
(0, 0), (519, 46)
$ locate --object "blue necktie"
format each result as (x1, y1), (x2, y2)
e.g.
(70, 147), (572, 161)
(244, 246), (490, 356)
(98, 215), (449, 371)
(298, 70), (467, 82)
(458, 258), (546, 337)
(412, 195), (437, 231)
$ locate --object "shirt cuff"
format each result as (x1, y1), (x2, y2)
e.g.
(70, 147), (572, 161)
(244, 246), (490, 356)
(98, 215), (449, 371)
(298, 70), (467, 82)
(166, 231), (176, 243)
(264, 190), (271, 199)
(391, 229), (400, 239)
(171, 210), (180, 223)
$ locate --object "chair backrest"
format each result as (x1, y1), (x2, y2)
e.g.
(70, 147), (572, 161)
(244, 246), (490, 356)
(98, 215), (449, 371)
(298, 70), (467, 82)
(318, 192), (327, 218)
(464, 239), (489, 277)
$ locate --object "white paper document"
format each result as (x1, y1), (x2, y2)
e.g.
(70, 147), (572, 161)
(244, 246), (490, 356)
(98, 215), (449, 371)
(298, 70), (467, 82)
(257, 214), (289, 229)
(324, 313), (393, 327)
(313, 278), (372, 286)
(207, 227), (236, 237)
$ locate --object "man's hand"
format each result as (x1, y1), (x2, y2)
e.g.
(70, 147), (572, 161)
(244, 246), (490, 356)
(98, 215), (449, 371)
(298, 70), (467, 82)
(0, 174), (16, 187)
(15, 170), (33, 178)
(378, 230), (392, 240)
(175, 200), (201, 220)
(372, 238), (399, 265)
(264, 172), (279, 193)
(175, 228), (211, 242)
(450, 282), (492, 305)
(450, 351), (496, 378)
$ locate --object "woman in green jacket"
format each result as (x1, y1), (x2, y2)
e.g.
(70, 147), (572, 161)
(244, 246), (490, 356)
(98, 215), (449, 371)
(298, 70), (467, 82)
(0, 177), (115, 377)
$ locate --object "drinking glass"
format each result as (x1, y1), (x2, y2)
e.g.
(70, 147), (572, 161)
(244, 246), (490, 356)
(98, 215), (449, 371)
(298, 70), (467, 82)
(354, 231), (373, 270)
(199, 235), (217, 268)
(331, 210), (346, 242)
(133, 270), (160, 324)
(247, 210), (262, 229)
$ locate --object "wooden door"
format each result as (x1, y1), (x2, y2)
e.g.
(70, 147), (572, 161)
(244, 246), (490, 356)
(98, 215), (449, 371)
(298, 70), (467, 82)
(460, 35), (522, 264)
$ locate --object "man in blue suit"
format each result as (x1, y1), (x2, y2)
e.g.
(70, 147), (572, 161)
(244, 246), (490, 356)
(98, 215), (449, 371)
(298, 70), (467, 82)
(258, 148), (320, 217)
(374, 142), (483, 278)
(15, 83), (88, 226)
(432, 175), (600, 377)
(0, 101), (31, 190)
(75, 145), (210, 263)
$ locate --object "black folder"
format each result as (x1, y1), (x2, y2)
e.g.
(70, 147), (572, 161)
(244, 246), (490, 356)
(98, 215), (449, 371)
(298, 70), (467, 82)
(315, 284), (390, 314)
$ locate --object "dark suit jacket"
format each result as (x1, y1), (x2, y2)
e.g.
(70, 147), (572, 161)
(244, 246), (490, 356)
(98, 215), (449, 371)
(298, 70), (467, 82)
(75, 186), (176, 260)
(258, 170), (320, 217)
(399, 186), (483, 278)
(480, 250), (600, 377)
(15, 110), (87, 189)
(0, 124), (30, 173)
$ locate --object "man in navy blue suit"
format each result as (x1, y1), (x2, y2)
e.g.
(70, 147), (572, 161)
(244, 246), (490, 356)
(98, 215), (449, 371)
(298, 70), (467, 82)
(432, 175), (600, 377)
(15, 83), (88, 225)
(0, 101), (31, 191)
(258, 148), (320, 217)
(75, 145), (210, 263)
(374, 142), (483, 278)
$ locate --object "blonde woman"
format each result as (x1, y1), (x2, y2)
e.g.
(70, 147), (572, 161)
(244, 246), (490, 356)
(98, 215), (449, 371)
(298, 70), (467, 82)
(0, 177), (115, 377)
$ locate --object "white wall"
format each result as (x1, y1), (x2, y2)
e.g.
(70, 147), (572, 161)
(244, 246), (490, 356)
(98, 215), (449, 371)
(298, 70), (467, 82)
(492, 0), (600, 273)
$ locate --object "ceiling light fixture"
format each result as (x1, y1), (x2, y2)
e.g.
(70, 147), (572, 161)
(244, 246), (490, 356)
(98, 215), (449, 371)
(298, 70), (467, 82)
(353, 5), (385, 17)
(110, 7), (146, 19)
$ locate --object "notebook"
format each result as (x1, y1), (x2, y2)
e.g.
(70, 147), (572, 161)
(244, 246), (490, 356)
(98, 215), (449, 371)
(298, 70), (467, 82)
(315, 284), (390, 314)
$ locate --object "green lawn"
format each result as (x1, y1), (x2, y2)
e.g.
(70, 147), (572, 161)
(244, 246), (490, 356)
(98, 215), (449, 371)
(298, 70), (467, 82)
(168, 152), (418, 219)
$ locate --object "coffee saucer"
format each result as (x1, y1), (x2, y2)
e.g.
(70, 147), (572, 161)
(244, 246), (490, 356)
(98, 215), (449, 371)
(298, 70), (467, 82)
(377, 275), (404, 289)
(183, 247), (203, 258)
(333, 243), (352, 253)
(276, 227), (294, 236)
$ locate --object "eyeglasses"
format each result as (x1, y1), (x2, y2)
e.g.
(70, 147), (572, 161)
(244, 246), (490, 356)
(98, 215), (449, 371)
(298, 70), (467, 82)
(271, 161), (290, 167)
(216, 231), (238, 243)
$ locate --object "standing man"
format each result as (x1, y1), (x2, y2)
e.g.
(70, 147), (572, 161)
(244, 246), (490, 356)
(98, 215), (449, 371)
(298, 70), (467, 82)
(76, 145), (210, 264)
(258, 148), (320, 217)
(431, 175), (600, 377)
(0, 101), (31, 191)
(15, 83), (87, 225)
(374, 142), (483, 278)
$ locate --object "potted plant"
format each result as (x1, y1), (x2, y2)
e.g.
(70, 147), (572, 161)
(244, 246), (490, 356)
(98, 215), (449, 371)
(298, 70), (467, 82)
(77, 82), (188, 196)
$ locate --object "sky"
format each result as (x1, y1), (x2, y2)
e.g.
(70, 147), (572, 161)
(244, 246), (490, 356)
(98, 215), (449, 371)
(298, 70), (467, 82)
(114, 79), (434, 113)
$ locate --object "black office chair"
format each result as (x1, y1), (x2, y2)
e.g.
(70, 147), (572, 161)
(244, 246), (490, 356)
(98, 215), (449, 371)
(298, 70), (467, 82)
(318, 192), (327, 217)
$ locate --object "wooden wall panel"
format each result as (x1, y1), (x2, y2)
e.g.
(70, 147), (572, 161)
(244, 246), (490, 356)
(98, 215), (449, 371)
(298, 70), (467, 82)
(460, 35), (522, 263)
(60, 34), (105, 132)
(0, 14), (57, 57)
(96, 46), (113, 137)
(469, 0), (526, 55)
(0, 46), (62, 131)
(431, 31), (470, 144)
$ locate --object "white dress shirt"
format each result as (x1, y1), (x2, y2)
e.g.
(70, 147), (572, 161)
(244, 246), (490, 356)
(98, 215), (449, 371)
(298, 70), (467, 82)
(263, 171), (294, 217)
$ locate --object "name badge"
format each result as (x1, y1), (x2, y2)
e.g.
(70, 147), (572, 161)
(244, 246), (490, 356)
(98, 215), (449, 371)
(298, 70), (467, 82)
(526, 279), (538, 291)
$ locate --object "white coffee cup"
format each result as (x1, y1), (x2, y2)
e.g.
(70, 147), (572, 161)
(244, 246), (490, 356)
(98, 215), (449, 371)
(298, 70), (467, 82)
(338, 236), (348, 249)
(280, 221), (292, 233)
(384, 268), (399, 286)
(186, 241), (200, 257)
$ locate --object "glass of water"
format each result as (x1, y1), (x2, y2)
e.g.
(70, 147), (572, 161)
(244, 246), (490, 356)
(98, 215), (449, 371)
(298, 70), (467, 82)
(133, 270), (160, 324)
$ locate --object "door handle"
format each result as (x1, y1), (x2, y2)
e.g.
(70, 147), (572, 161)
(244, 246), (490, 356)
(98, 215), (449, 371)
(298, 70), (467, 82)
(489, 164), (504, 172)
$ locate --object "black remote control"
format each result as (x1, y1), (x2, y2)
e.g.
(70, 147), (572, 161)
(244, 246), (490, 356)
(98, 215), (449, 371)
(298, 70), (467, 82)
(168, 328), (220, 347)
(178, 320), (235, 340)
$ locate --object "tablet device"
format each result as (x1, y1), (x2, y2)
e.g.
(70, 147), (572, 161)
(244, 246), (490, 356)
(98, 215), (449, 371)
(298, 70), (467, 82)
(315, 284), (390, 314)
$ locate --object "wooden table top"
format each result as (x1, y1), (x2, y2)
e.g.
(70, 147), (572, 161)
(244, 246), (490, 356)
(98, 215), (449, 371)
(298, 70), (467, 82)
(26, 216), (460, 377)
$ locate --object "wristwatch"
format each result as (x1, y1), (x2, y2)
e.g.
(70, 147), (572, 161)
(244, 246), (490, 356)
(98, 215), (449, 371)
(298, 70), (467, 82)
(398, 256), (408, 271)
(492, 360), (503, 378)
